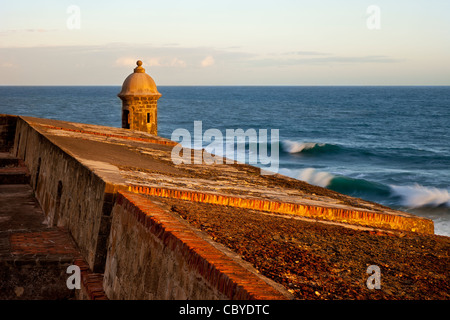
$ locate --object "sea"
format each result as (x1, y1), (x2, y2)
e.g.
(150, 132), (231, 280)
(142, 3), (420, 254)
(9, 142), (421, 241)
(1, 86), (449, 236)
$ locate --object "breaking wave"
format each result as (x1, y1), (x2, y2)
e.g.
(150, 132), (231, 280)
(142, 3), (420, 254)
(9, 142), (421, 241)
(284, 167), (450, 209)
(281, 140), (342, 155)
(390, 184), (450, 208)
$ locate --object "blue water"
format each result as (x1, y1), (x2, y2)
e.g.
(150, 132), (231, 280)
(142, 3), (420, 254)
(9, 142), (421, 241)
(1, 86), (449, 236)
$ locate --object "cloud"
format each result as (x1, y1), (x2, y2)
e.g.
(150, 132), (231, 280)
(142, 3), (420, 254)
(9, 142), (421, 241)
(201, 55), (215, 67)
(117, 56), (187, 68)
(0, 29), (55, 35)
(250, 54), (402, 67)
(115, 57), (137, 67)
(168, 57), (187, 68)
(286, 51), (330, 56)
(114, 46), (249, 71)
(0, 43), (407, 85)
(314, 55), (402, 64)
(147, 57), (162, 67)
(0, 59), (15, 68)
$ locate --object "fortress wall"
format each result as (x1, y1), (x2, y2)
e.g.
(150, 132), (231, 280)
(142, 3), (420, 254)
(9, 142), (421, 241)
(7, 116), (291, 300)
(104, 191), (226, 300)
(12, 118), (109, 272)
(103, 191), (291, 300)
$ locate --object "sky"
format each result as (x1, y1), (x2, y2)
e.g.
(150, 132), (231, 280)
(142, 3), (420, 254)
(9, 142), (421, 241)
(0, 0), (449, 85)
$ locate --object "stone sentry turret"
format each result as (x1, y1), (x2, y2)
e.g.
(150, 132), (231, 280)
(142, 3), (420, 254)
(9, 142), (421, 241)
(118, 60), (161, 135)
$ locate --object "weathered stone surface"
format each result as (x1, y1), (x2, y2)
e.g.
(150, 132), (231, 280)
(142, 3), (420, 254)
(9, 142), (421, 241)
(0, 151), (107, 300)
(104, 191), (291, 300)
(155, 195), (450, 300)
(13, 118), (110, 271)
(0, 155), (77, 299)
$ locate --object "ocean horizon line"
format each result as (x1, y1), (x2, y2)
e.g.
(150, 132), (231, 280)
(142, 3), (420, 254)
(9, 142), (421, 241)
(1, 84), (450, 88)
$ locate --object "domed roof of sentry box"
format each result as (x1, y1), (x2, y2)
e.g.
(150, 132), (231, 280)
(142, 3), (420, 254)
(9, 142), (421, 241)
(118, 60), (161, 98)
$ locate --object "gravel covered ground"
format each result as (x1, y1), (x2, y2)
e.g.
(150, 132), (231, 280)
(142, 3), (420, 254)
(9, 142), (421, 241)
(149, 196), (450, 300)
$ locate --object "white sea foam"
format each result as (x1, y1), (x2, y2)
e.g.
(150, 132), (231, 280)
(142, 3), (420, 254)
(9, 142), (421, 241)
(279, 167), (336, 188)
(297, 168), (334, 188)
(390, 184), (450, 208)
(282, 140), (325, 154)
